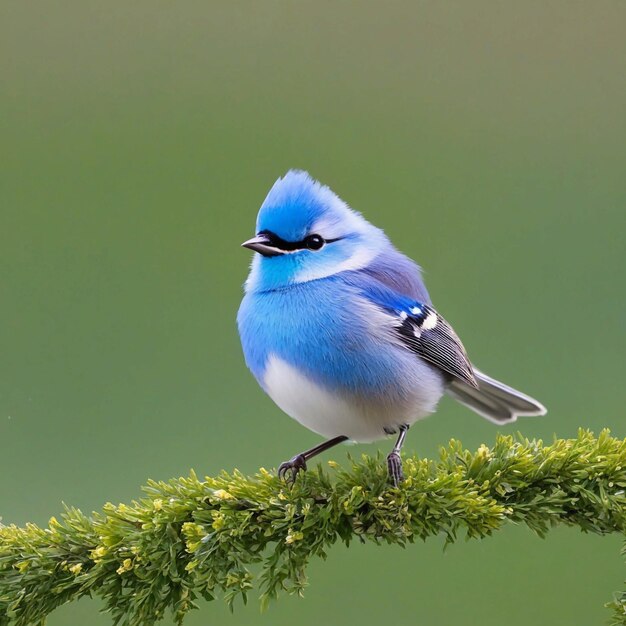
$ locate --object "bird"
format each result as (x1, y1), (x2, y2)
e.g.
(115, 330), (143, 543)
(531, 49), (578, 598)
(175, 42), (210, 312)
(237, 170), (546, 486)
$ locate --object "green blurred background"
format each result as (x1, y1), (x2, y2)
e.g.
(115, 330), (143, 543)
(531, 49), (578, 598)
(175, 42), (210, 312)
(2, 2), (625, 624)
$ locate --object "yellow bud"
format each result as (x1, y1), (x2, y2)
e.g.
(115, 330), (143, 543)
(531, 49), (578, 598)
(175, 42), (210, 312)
(116, 558), (133, 575)
(476, 444), (491, 459)
(285, 530), (304, 545)
(90, 546), (107, 562)
(213, 489), (234, 500)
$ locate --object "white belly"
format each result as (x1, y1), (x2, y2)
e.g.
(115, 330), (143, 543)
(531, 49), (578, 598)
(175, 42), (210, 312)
(263, 355), (443, 443)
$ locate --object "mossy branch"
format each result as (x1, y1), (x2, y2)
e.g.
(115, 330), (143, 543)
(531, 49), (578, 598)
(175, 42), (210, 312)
(2, 430), (626, 625)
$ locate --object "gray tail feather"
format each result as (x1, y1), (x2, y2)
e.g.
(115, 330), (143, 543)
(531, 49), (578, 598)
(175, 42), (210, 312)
(446, 367), (547, 424)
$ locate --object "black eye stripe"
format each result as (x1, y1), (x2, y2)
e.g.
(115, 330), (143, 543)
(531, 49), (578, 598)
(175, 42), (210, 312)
(258, 230), (340, 251)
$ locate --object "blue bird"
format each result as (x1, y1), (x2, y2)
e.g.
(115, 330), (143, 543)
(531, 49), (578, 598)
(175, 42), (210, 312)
(237, 171), (546, 485)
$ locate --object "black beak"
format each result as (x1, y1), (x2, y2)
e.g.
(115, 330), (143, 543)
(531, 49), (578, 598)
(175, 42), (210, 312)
(241, 234), (283, 257)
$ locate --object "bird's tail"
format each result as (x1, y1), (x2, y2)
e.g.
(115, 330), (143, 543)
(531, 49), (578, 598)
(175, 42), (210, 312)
(446, 367), (546, 424)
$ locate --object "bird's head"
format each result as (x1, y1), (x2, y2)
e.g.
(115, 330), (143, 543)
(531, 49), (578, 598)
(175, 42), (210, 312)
(242, 170), (387, 291)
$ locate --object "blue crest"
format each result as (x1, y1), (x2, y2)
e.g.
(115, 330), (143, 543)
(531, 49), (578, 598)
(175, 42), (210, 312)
(256, 170), (342, 241)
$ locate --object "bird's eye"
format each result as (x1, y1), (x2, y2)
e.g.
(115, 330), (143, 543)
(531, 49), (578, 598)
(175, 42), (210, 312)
(304, 234), (325, 250)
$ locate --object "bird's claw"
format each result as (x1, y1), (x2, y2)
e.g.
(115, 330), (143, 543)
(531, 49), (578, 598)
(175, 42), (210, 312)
(278, 454), (307, 484)
(386, 450), (404, 487)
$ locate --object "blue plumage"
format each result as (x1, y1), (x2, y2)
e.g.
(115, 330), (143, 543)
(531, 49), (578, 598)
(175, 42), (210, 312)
(255, 171), (343, 241)
(238, 170), (546, 484)
(239, 273), (431, 396)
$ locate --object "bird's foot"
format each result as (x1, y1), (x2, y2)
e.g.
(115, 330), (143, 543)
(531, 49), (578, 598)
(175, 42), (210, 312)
(386, 451), (404, 487)
(278, 454), (307, 484)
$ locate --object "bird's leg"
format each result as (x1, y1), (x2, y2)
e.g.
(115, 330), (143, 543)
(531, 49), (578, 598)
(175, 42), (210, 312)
(278, 435), (348, 483)
(387, 424), (409, 486)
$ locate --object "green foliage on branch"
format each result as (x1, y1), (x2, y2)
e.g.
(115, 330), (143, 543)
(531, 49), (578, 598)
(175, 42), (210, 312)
(1, 430), (626, 625)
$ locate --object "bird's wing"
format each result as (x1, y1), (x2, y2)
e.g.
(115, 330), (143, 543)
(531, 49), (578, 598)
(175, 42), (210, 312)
(357, 280), (477, 388)
(394, 302), (477, 387)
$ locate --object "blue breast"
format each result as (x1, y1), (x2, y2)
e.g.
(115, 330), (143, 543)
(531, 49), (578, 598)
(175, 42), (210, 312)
(237, 276), (415, 399)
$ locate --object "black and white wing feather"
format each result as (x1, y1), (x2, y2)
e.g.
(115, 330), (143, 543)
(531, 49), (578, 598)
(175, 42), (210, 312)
(359, 281), (545, 423)
(396, 304), (478, 388)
